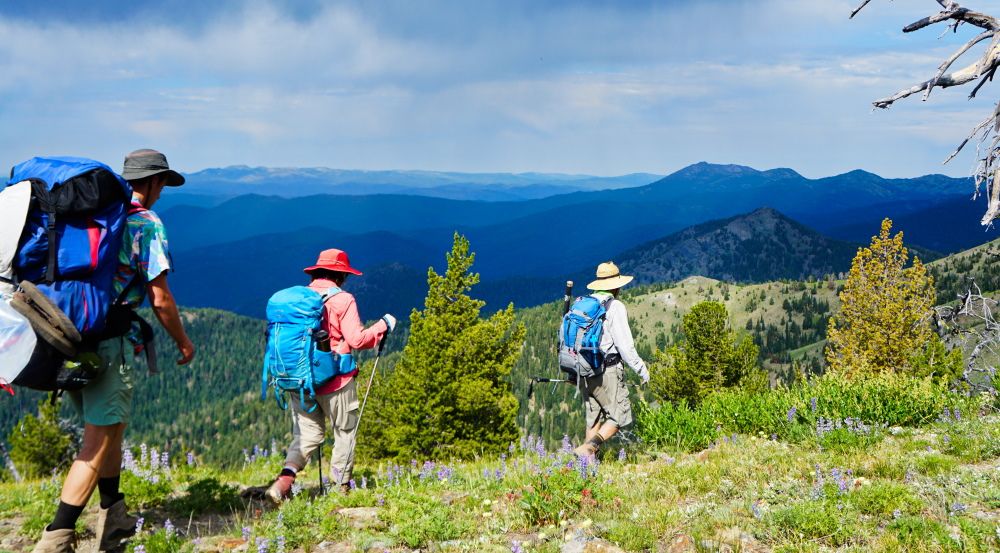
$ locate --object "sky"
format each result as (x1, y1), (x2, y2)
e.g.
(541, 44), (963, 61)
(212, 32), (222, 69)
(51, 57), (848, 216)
(2, 0), (1000, 178)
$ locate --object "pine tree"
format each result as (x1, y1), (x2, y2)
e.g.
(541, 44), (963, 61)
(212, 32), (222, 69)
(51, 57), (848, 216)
(825, 218), (936, 377)
(7, 400), (74, 479)
(649, 301), (763, 404)
(366, 233), (526, 460)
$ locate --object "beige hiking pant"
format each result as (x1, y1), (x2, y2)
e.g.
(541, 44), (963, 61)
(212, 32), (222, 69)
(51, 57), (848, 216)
(283, 379), (360, 484)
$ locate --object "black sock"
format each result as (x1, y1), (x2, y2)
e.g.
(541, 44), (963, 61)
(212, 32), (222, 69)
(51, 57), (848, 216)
(587, 434), (606, 449)
(279, 468), (297, 478)
(48, 501), (85, 531)
(98, 475), (124, 509)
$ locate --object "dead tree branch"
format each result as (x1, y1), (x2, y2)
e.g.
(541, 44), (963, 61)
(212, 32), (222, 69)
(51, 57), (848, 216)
(934, 279), (999, 393)
(853, 1), (1000, 225)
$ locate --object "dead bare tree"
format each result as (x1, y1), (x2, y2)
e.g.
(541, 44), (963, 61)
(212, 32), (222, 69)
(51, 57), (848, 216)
(934, 279), (999, 393)
(852, 1), (1000, 224)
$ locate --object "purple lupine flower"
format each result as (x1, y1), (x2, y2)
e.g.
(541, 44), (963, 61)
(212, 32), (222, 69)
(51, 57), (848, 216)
(242, 526), (251, 541)
(187, 451), (195, 466)
(164, 519), (175, 536)
(276, 536), (286, 553)
(617, 448), (626, 462)
(361, 476), (368, 489)
(810, 397), (817, 412)
(256, 537), (269, 553)
(161, 451), (170, 471)
(437, 466), (453, 481)
(786, 406), (797, 422)
(535, 438), (546, 457)
(135, 517), (145, 534)
(561, 435), (572, 453)
(509, 442), (517, 454)
(150, 449), (160, 470)
(950, 502), (967, 515)
(953, 408), (961, 421)
(122, 449), (135, 472)
(349, 479), (357, 490)
(750, 501), (763, 519)
(140, 443), (148, 466)
(135, 546), (146, 553)
(893, 509), (902, 519)
(511, 540), (524, 553)
(494, 467), (505, 481)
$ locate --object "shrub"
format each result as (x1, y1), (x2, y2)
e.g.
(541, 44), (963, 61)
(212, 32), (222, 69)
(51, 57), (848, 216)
(7, 400), (74, 479)
(636, 372), (979, 451)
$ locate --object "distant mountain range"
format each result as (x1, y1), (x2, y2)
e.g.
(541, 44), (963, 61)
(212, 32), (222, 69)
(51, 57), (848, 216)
(179, 166), (663, 201)
(155, 161), (997, 318)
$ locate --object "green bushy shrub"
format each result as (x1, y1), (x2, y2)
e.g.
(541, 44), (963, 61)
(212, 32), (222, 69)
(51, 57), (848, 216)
(636, 373), (982, 451)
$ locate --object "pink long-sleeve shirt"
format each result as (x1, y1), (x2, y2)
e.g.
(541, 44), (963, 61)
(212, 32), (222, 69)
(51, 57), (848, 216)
(309, 278), (388, 394)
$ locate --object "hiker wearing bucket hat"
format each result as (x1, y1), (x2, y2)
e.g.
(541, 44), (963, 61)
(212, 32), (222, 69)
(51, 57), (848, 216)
(573, 261), (649, 458)
(32, 149), (194, 553)
(265, 249), (396, 502)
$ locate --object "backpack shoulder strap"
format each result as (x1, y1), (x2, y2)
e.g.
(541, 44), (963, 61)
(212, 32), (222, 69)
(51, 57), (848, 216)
(321, 287), (342, 303)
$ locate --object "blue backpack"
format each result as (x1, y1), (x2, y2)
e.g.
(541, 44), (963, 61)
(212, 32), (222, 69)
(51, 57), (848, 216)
(261, 285), (357, 411)
(7, 157), (132, 336)
(558, 294), (614, 379)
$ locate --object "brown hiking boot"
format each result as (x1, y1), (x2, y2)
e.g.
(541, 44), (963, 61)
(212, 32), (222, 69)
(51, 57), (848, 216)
(265, 475), (295, 504)
(31, 528), (76, 553)
(573, 442), (598, 458)
(340, 483), (351, 495)
(95, 499), (137, 551)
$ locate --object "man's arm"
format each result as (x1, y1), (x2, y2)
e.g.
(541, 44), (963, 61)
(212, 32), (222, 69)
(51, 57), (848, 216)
(607, 301), (649, 383)
(147, 273), (195, 365)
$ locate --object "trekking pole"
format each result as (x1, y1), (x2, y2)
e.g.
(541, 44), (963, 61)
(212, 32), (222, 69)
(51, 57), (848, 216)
(336, 334), (388, 488)
(317, 438), (325, 495)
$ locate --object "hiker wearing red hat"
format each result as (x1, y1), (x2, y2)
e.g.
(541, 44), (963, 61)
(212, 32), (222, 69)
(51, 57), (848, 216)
(266, 249), (395, 501)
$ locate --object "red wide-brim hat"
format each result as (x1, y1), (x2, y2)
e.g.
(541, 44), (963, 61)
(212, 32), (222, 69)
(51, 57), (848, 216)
(303, 248), (363, 276)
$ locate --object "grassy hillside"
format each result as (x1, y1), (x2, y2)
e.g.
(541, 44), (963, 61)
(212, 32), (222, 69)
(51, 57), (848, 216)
(1, 404), (998, 552)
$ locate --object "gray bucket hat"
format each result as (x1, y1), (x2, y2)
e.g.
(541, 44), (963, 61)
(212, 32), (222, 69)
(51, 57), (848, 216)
(122, 149), (185, 186)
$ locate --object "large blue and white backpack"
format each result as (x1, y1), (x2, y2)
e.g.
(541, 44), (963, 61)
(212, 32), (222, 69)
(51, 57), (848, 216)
(261, 285), (356, 410)
(558, 294), (614, 380)
(0, 157), (132, 391)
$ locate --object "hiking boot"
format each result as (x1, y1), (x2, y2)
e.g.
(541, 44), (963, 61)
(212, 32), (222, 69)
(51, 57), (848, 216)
(265, 475), (294, 504)
(340, 483), (351, 495)
(573, 443), (598, 458)
(31, 528), (76, 553)
(96, 499), (138, 551)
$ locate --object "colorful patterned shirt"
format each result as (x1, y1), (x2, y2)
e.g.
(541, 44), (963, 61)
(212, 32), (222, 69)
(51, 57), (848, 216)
(112, 198), (172, 309)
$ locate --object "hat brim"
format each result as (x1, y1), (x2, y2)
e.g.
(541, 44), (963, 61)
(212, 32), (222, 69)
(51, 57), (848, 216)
(122, 168), (186, 187)
(304, 265), (363, 276)
(587, 274), (634, 291)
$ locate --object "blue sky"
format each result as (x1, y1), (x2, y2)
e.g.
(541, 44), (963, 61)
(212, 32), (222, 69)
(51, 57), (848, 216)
(2, 0), (999, 178)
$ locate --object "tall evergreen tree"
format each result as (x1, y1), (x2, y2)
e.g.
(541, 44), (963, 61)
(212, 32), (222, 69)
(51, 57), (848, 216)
(367, 233), (525, 460)
(826, 219), (936, 377)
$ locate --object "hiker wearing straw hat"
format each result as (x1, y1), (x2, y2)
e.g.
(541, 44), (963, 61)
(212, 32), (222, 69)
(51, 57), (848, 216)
(265, 249), (396, 502)
(572, 261), (649, 458)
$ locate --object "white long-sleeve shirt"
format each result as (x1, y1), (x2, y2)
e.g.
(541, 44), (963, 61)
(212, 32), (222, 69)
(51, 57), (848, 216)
(593, 292), (648, 379)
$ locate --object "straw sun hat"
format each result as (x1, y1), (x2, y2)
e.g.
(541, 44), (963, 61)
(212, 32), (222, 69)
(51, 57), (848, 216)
(586, 261), (634, 291)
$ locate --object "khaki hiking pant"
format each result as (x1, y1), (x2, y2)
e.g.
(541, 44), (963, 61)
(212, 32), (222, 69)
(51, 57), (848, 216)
(283, 379), (360, 485)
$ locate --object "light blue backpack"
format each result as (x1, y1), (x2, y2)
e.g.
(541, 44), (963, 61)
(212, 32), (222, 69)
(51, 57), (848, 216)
(260, 286), (356, 411)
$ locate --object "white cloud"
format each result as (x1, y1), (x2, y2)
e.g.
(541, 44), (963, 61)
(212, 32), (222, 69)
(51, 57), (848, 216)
(2, 0), (1000, 177)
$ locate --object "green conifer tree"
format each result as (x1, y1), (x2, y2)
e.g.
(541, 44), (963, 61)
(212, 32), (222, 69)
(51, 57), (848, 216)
(649, 301), (763, 404)
(367, 233), (526, 460)
(7, 400), (73, 479)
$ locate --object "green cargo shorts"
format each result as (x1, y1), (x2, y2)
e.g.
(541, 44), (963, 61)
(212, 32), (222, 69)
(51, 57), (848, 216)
(67, 337), (135, 426)
(582, 363), (633, 429)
